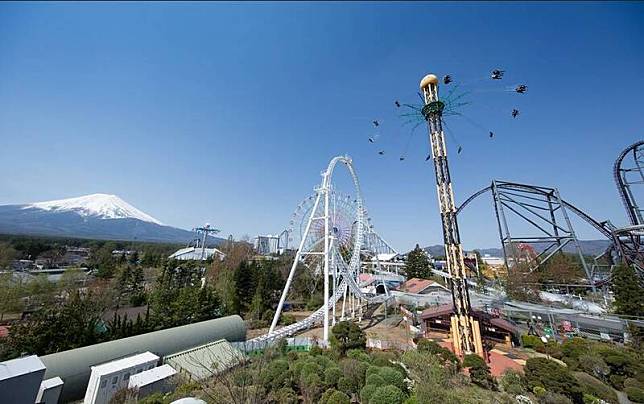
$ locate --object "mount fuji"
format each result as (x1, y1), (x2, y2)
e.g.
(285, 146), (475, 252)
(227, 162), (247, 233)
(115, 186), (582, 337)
(0, 193), (206, 244)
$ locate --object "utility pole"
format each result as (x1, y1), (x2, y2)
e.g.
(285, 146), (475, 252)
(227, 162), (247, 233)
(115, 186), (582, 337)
(420, 73), (484, 356)
(193, 224), (220, 260)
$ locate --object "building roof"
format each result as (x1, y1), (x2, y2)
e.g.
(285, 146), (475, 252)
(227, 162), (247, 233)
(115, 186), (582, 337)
(129, 364), (177, 388)
(164, 339), (243, 381)
(420, 303), (455, 319)
(0, 355), (46, 381)
(398, 278), (447, 294)
(168, 247), (225, 261)
(420, 304), (519, 335)
(90, 352), (159, 376)
(370, 253), (398, 262)
(40, 377), (64, 389)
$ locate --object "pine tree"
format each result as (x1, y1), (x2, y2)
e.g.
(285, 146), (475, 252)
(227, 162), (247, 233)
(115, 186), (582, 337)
(405, 244), (432, 279)
(611, 264), (644, 316)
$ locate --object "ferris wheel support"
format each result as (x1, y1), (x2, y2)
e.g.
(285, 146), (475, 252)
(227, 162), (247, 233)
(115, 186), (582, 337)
(269, 190), (323, 334)
(270, 155), (365, 343)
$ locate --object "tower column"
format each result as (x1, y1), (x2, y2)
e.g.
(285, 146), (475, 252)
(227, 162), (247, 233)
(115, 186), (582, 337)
(420, 73), (483, 356)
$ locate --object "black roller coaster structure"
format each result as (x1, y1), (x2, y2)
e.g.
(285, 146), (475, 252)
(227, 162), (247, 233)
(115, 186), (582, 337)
(456, 141), (644, 286)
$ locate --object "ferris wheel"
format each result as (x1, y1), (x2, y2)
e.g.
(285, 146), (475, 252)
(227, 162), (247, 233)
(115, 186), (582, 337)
(287, 189), (372, 275)
(270, 155), (367, 341)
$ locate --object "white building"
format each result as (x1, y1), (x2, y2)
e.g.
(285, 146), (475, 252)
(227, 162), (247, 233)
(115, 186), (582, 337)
(128, 364), (177, 399)
(36, 377), (64, 404)
(481, 254), (505, 268)
(254, 235), (281, 255)
(168, 246), (225, 261)
(0, 355), (46, 404)
(83, 352), (159, 404)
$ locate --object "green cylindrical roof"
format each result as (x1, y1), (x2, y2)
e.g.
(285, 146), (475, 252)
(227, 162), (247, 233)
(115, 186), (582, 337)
(40, 315), (246, 402)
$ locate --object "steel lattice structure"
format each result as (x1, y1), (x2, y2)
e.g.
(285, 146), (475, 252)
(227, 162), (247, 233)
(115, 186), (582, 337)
(458, 181), (599, 286)
(262, 155), (395, 346)
(613, 141), (644, 275)
(420, 74), (483, 356)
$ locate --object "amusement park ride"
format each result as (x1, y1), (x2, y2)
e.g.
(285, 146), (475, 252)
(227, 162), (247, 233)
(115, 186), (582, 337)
(246, 69), (643, 353)
(419, 73), (483, 356)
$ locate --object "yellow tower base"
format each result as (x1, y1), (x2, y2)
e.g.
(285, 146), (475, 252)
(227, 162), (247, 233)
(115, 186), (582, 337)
(450, 315), (484, 357)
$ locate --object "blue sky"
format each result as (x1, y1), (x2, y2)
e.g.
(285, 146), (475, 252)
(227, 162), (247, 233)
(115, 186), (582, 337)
(1, 2), (643, 251)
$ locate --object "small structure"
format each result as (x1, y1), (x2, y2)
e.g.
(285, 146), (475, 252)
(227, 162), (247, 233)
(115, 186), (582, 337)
(0, 355), (46, 404)
(83, 351), (159, 404)
(128, 364), (177, 399)
(36, 377), (64, 404)
(419, 304), (519, 346)
(168, 246), (225, 261)
(254, 235), (281, 255)
(397, 278), (450, 295)
(164, 339), (243, 381)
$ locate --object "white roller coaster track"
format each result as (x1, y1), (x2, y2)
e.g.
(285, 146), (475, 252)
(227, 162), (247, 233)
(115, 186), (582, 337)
(251, 155), (394, 346)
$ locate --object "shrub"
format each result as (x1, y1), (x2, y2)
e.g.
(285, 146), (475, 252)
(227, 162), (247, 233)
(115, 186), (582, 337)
(325, 366), (343, 387)
(347, 349), (371, 363)
(330, 321), (366, 356)
(309, 345), (323, 356)
(578, 355), (610, 380)
(541, 392), (574, 403)
(415, 339), (460, 370)
(325, 390), (351, 404)
(274, 387), (297, 404)
(561, 338), (591, 360)
(609, 374), (625, 390)
(625, 386), (644, 403)
(417, 339), (444, 354)
(403, 396), (419, 404)
(360, 383), (379, 403)
(366, 373), (386, 387)
(500, 369), (526, 395)
(369, 385), (406, 404)
(525, 357), (583, 403)
(300, 372), (323, 403)
(463, 354), (486, 368)
(522, 334), (545, 350)
(340, 358), (368, 392)
(378, 366), (406, 391)
(371, 351), (396, 367)
(573, 372), (618, 403)
(337, 377), (354, 395)
(261, 358), (291, 390)
(625, 378), (643, 389)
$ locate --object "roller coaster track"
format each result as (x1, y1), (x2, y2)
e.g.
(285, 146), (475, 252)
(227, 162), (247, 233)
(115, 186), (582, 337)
(249, 232), (393, 345)
(456, 182), (615, 239)
(614, 140), (644, 226)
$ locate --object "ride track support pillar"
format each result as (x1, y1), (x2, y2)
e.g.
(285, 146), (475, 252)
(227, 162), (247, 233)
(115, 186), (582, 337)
(420, 73), (484, 357)
(323, 169), (331, 343)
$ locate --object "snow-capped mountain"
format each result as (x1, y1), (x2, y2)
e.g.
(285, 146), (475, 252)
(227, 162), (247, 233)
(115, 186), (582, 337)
(26, 194), (163, 225)
(0, 194), (211, 244)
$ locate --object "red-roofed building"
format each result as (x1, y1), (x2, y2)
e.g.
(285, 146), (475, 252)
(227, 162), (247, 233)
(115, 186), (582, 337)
(397, 278), (449, 295)
(420, 303), (519, 346)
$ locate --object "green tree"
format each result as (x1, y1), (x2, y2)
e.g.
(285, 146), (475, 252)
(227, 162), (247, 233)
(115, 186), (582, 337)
(0, 242), (17, 269)
(0, 274), (24, 321)
(405, 244), (431, 279)
(369, 385), (406, 404)
(4, 290), (105, 359)
(611, 264), (644, 317)
(330, 321), (366, 356)
(525, 357), (583, 403)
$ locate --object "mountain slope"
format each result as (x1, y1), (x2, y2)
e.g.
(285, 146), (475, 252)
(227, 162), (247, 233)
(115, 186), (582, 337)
(0, 194), (213, 244)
